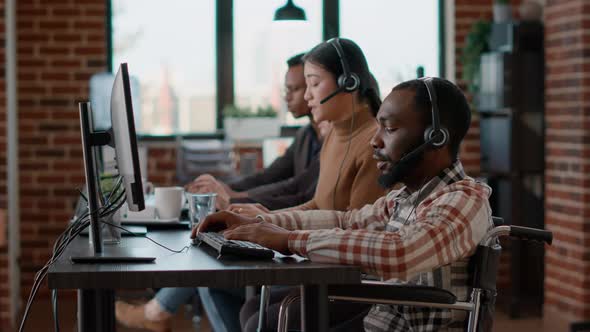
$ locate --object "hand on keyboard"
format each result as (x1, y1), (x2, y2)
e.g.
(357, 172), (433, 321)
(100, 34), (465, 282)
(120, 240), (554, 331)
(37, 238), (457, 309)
(192, 210), (259, 236)
(192, 211), (292, 255)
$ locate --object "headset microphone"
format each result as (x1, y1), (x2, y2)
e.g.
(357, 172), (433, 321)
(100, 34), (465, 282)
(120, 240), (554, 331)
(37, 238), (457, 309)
(321, 38), (360, 106)
(377, 127), (445, 189)
(320, 86), (346, 104)
(396, 131), (442, 167)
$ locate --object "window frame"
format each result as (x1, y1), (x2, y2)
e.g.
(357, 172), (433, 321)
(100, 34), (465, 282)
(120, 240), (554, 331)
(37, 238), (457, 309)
(106, 0), (444, 139)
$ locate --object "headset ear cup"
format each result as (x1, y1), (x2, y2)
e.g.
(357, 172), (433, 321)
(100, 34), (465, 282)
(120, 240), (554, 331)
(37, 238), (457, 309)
(338, 73), (360, 92)
(347, 73), (360, 91)
(424, 126), (449, 148)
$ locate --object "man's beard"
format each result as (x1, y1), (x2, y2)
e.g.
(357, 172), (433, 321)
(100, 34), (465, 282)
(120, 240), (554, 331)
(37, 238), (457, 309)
(377, 145), (425, 189)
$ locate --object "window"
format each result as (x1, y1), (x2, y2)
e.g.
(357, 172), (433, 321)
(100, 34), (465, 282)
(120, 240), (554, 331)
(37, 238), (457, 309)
(340, 0), (440, 98)
(111, 0), (216, 135)
(233, 0), (322, 126)
(110, 0), (442, 136)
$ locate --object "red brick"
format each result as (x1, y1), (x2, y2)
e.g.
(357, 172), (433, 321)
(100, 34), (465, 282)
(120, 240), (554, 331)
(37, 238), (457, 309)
(38, 21), (69, 30)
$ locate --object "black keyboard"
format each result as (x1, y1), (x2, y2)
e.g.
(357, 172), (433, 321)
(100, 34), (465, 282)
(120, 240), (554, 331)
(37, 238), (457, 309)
(193, 232), (275, 259)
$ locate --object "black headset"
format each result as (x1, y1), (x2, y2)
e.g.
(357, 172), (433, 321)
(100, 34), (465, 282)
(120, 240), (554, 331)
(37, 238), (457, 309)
(320, 38), (361, 104)
(420, 77), (449, 149)
(392, 77), (449, 167)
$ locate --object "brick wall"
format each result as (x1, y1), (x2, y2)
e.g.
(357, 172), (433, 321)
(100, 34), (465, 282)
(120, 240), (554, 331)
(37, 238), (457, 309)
(0, 0), (8, 328)
(0, 0), (183, 323)
(146, 145), (178, 186)
(544, 0), (590, 321)
(0, 1), (5, 211)
(16, 0), (107, 322)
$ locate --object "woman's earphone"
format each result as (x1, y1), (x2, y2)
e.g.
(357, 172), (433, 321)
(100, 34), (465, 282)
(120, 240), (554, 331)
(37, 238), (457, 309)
(320, 38), (361, 104)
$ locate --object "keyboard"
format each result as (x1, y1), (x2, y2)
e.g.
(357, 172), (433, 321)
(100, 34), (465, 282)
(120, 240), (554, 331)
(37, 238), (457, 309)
(193, 232), (275, 259)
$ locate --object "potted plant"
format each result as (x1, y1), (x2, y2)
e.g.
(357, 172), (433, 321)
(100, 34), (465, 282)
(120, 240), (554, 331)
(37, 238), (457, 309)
(460, 20), (492, 99)
(223, 104), (280, 140)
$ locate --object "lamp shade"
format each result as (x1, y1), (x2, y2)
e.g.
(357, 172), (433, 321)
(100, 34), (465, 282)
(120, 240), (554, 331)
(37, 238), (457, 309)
(274, 0), (306, 21)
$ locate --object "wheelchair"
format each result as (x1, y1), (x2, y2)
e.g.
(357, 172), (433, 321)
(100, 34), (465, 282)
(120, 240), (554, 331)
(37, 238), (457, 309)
(256, 217), (553, 332)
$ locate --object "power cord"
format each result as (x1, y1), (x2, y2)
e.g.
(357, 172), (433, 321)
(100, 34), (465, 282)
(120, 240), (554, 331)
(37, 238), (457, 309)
(99, 220), (190, 254)
(51, 289), (59, 332)
(403, 177), (429, 225)
(25, 182), (126, 332)
(19, 177), (191, 332)
(20, 178), (124, 332)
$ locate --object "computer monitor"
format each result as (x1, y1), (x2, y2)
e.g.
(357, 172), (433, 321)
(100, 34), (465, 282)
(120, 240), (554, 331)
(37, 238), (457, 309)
(110, 63), (144, 212)
(89, 72), (142, 132)
(76, 63), (150, 262)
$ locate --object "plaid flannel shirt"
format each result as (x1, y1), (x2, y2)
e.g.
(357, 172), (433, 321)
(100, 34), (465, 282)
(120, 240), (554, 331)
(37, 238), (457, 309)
(258, 161), (493, 331)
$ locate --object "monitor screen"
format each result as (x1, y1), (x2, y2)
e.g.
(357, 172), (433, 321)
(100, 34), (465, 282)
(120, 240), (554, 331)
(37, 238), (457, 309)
(90, 72), (141, 132)
(111, 63), (145, 212)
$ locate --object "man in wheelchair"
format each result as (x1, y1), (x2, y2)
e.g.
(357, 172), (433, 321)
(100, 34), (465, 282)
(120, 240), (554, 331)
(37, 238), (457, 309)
(194, 77), (493, 331)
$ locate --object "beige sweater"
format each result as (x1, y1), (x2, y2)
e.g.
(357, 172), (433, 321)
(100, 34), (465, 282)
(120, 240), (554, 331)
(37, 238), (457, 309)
(285, 107), (385, 211)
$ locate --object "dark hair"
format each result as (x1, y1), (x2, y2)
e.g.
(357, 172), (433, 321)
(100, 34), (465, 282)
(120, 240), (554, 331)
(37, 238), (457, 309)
(287, 53), (305, 67)
(303, 38), (381, 115)
(392, 78), (472, 158)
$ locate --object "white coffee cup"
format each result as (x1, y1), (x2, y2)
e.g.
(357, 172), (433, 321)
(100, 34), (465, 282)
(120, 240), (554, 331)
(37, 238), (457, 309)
(154, 186), (184, 220)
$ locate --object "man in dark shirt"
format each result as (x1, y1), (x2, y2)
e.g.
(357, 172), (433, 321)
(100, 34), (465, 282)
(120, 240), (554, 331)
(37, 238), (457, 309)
(186, 53), (321, 210)
(230, 120), (331, 209)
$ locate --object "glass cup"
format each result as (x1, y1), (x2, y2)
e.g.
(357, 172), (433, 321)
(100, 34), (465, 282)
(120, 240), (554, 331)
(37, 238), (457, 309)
(187, 193), (217, 229)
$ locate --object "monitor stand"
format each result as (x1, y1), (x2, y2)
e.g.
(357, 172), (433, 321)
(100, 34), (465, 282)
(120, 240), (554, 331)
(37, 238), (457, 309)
(80, 224), (148, 237)
(70, 246), (155, 264)
(74, 102), (154, 264)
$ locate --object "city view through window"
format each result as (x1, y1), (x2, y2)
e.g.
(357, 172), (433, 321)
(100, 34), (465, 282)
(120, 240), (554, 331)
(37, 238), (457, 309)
(112, 0), (439, 135)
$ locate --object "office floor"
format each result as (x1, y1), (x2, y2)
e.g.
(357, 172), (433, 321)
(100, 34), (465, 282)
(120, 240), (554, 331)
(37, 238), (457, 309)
(24, 296), (573, 332)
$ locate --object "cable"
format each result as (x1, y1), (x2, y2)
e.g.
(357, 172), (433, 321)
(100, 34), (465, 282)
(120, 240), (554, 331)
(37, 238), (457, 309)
(20, 180), (125, 332)
(77, 188), (88, 202)
(103, 176), (123, 204)
(99, 173), (120, 180)
(21, 214), (93, 332)
(403, 177), (429, 225)
(100, 220), (190, 254)
(332, 94), (356, 209)
(19, 179), (190, 332)
(51, 289), (59, 332)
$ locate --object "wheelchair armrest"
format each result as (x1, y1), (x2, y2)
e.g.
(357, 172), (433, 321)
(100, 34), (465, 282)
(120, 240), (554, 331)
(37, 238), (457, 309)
(327, 281), (457, 304)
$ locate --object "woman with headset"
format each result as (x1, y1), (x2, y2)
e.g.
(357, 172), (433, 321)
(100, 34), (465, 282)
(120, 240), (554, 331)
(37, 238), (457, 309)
(230, 37), (385, 217)
(199, 38), (385, 332)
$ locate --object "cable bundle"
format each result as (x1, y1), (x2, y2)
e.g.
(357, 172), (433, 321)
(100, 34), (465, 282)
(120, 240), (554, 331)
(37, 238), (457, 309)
(19, 176), (126, 332)
(18, 176), (190, 332)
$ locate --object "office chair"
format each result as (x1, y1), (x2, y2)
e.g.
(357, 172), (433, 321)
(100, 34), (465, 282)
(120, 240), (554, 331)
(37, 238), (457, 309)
(257, 217), (553, 332)
(175, 137), (236, 184)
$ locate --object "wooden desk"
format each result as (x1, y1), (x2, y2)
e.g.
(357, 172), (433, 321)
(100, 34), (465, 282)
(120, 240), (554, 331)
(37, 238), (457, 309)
(48, 228), (361, 331)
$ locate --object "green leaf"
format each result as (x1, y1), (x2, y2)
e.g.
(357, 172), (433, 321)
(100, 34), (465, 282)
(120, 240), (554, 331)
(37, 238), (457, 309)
(459, 20), (491, 95)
